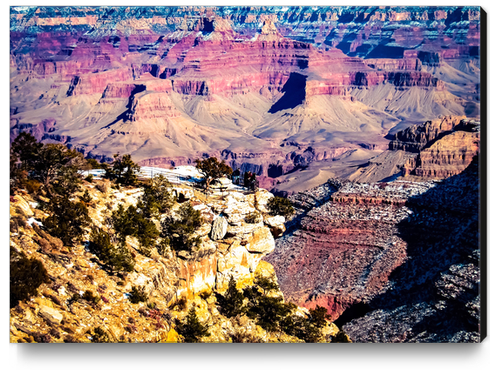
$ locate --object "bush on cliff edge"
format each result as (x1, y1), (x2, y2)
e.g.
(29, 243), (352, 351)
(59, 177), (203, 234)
(267, 196), (294, 219)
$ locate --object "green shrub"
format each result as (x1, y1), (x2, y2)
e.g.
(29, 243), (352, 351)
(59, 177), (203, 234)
(309, 305), (331, 327)
(49, 165), (83, 198)
(10, 248), (50, 307)
(175, 306), (210, 343)
(103, 153), (140, 186)
(10, 132), (43, 178)
(82, 290), (101, 305)
(242, 274), (292, 332)
(111, 204), (159, 252)
(129, 286), (148, 304)
(280, 314), (323, 342)
(138, 174), (174, 217)
(161, 202), (202, 252)
(85, 174), (94, 183)
(280, 305), (331, 342)
(267, 196), (294, 219)
(90, 327), (111, 343)
(246, 295), (294, 332)
(79, 190), (93, 205)
(43, 196), (90, 247)
(68, 293), (81, 305)
(216, 276), (244, 318)
(244, 211), (261, 224)
(330, 330), (350, 343)
(254, 274), (279, 295)
(10, 133), (87, 197)
(89, 228), (134, 272)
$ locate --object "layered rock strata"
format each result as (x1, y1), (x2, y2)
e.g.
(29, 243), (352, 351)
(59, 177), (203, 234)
(10, 178), (341, 343)
(342, 158), (480, 342)
(389, 116), (480, 179)
(347, 115), (480, 183)
(267, 156), (480, 342)
(10, 7), (480, 191)
(265, 179), (436, 320)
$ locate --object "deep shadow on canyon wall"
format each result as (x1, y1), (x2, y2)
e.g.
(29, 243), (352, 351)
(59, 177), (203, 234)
(338, 156), (481, 342)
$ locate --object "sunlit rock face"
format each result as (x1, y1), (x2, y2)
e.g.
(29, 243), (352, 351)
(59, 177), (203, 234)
(9, 173), (295, 343)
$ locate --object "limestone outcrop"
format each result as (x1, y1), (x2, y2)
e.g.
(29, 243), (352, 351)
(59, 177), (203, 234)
(11, 175), (336, 343)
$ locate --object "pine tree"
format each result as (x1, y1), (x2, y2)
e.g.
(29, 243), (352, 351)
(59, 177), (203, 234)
(105, 153), (140, 186)
(175, 306), (210, 343)
(216, 276), (244, 317)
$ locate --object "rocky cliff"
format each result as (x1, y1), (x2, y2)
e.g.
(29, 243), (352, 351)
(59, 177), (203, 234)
(389, 116), (481, 179)
(342, 157), (480, 342)
(265, 179), (436, 320)
(266, 156), (480, 342)
(10, 174), (341, 343)
(345, 115), (480, 183)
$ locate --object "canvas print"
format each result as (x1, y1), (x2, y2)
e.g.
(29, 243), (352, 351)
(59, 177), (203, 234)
(9, 5), (482, 343)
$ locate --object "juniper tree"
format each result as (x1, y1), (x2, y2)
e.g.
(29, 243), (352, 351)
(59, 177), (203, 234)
(111, 204), (159, 254)
(160, 202), (202, 252)
(175, 306), (210, 343)
(43, 196), (90, 247)
(104, 153), (140, 186)
(216, 276), (244, 318)
(10, 133), (85, 196)
(10, 247), (50, 307)
(138, 174), (174, 218)
(195, 157), (232, 191)
(89, 227), (134, 272)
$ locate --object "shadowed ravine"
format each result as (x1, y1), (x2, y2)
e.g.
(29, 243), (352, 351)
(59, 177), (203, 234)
(267, 157), (480, 342)
(341, 156), (480, 342)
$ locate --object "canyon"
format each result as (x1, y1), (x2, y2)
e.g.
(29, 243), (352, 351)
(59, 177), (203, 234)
(265, 154), (480, 342)
(9, 6), (482, 343)
(10, 6), (480, 193)
(10, 171), (341, 343)
(263, 112), (480, 341)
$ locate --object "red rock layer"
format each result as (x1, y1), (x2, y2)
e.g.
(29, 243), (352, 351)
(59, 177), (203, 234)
(389, 115), (466, 152)
(67, 68), (133, 96)
(265, 180), (435, 320)
(387, 115), (481, 179)
(403, 130), (480, 178)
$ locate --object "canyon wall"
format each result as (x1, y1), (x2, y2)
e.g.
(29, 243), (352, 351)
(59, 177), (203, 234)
(265, 179), (435, 320)
(342, 157), (480, 342)
(10, 6), (480, 189)
(266, 156), (480, 341)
